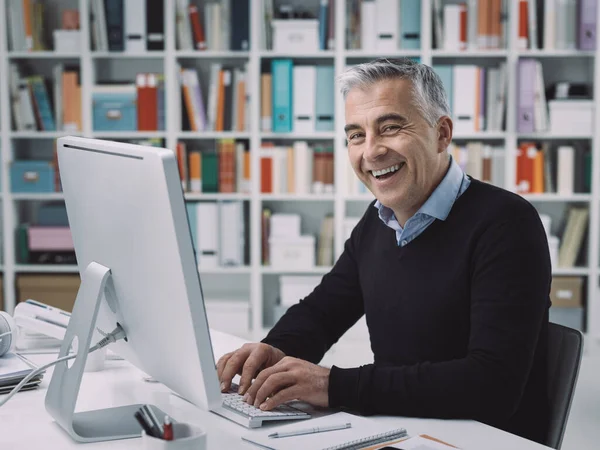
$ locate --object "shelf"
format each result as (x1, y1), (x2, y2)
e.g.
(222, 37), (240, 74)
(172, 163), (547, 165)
(15, 264), (78, 273)
(345, 49), (421, 58)
(11, 131), (75, 139)
(431, 49), (508, 57)
(345, 194), (375, 202)
(8, 51), (80, 59)
(517, 133), (592, 140)
(452, 131), (506, 139)
(259, 51), (335, 59)
(261, 131), (336, 140)
(11, 193), (64, 201)
(176, 50), (250, 58)
(517, 50), (596, 58)
(92, 131), (167, 139)
(91, 51), (166, 59)
(199, 266), (251, 274)
(552, 267), (590, 276)
(178, 131), (251, 139)
(520, 193), (592, 202)
(261, 266), (332, 274)
(261, 194), (335, 201)
(185, 193), (251, 201)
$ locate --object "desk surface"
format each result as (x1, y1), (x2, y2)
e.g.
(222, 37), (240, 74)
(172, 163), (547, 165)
(0, 330), (552, 450)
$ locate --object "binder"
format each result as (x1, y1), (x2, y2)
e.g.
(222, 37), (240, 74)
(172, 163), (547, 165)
(219, 201), (244, 266)
(105, 0), (124, 51)
(293, 65), (316, 133)
(517, 58), (536, 133)
(433, 65), (453, 116)
(196, 202), (219, 269)
(375, 0), (398, 51)
(400, 0), (422, 49)
(315, 66), (334, 131)
(271, 59), (293, 133)
(360, 0), (376, 51)
(146, 0), (165, 50)
(452, 65), (477, 133)
(578, 0), (597, 50)
(125, 0), (146, 52)
(231, 0), (249, 50)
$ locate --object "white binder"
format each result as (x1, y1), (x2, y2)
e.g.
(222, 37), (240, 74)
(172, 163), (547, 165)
(292, 66), (316, 133)
(452, 65), (477, 133)
(125, 0), (147, 52)
(375, 0), (398, 51)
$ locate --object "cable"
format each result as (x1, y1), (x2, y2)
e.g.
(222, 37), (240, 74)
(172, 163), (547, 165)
(0, 324), (127, 408)
(0, 331), (12, 339)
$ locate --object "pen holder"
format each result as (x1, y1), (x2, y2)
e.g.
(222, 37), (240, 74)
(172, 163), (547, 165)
(142, 423), (206, 450)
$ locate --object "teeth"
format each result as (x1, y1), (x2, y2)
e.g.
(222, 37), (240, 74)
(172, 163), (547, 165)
(371, 163), (403, 178)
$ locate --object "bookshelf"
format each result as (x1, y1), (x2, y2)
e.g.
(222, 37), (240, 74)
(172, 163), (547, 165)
(0, 0), (599, 350)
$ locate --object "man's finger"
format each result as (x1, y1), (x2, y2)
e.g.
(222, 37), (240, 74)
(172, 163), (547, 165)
(243, 363), (286, 405)
(253, 371), (295, 408)
(220, 349), (250, 391)
(260, 385), (300, 411)
(216, 352), (233, 379)
(238, 349), (268, 395)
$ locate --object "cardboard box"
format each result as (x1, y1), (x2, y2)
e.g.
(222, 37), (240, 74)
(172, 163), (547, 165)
(10, 160), (55, 193)
(549, 100), (594, 136)
(550, 276), (583, 308)
(17, 274), (81, 312)
(269, 235), (315, 269)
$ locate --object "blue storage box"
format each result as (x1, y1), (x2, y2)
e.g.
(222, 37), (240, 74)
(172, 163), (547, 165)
(10, 160), (55, 193)
(92, 86), (137, 131)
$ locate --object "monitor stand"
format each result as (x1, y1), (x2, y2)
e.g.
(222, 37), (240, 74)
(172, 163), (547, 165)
(45, 261), (166, 442)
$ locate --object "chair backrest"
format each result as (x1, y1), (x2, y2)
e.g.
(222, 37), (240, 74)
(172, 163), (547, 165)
(545, 322), (583, 449)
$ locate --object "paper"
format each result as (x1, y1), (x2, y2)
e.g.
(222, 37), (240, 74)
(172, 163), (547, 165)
(0, 353), (34, 383)
(242, 411), (407, 450)
(389, 435), (458, 449)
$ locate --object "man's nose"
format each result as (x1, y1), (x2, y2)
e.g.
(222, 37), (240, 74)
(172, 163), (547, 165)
(364, 134), (387, 161)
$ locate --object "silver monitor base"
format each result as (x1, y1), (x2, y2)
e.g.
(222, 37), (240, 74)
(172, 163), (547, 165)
(44, 262), (166, 442)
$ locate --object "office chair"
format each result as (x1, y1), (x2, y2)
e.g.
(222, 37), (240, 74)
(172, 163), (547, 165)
(545, 322), (583, 450)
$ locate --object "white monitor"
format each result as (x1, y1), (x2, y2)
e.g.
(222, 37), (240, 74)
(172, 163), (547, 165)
(45, 136), (222, 442)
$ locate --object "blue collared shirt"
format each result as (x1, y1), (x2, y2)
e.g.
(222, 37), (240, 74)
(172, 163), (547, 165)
(374, 156), (471, 247)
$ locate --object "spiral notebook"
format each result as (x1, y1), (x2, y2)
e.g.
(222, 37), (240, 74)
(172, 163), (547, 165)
(241, 412), (407, 450)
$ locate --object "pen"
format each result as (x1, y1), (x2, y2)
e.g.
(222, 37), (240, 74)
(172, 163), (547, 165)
(163, 415), (173, 441)
(142, 404), (164, 437)
(139, 406), (162, 439)
(268, 422), (352, 439)
(134, 410), (155, 437)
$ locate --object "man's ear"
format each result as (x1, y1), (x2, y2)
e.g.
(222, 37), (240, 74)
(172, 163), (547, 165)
(436, 116), (453, 153)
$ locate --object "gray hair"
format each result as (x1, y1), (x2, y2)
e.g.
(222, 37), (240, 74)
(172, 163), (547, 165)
(337, 58), (451, 127)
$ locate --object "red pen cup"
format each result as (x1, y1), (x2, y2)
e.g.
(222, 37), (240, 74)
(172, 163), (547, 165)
(142, 423), (206, 450)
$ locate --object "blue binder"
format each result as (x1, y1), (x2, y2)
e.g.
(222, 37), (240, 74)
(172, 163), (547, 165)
(400, 0), (421, 49)
(271, 59), (293, 133)
(315, 66), (334, 131)
(433, 65), (453, 115)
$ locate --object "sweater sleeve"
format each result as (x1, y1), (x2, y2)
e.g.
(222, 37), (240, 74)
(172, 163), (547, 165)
(261, 215), (366, 364)
(328, 210), (551, 424)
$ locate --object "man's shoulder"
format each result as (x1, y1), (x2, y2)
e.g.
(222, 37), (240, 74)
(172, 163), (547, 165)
(463, 179), (539, 222)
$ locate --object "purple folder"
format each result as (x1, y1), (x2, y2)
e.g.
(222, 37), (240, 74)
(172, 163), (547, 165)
(579, 0), (597, 50)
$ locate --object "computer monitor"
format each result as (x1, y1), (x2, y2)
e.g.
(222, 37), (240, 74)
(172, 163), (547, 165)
(45, 136), (222, 442)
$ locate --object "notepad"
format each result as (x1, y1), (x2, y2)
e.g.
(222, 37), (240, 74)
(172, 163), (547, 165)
(241, 412), (407, 450)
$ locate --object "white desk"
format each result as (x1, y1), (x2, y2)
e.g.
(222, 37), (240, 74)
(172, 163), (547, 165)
(0, 330), (552, 450)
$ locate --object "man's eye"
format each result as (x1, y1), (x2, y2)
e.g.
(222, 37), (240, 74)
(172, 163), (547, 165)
(349, 133), (364, 141)
(382, 125), (399, 133)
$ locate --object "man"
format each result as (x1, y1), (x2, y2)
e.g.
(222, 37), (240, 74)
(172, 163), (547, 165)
(217, 58), (551, 444)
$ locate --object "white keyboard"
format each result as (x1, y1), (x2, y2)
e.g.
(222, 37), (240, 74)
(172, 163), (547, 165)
(220, 384), (311, 428)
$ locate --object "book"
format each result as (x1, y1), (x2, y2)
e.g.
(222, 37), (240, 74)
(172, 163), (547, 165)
(241, 412), (407, 450)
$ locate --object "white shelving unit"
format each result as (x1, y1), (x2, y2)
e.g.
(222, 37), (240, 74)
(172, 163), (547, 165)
(1, 0), (600, 344)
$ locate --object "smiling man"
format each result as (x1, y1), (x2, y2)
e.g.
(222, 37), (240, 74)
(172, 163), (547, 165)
(217, 58), (551, 444)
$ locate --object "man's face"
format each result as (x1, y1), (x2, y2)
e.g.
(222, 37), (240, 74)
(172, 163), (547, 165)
(344, 78), (450, 221)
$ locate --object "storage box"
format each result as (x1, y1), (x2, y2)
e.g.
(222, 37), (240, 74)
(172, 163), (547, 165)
(270, 214), (301, 238)
(53, 29), (82, 52)
(272, 19), (319, 52)
(549, 100), (594, 136)
(10, 160), (55, 193)
(17, 274), (81, 312)
(92, 87), (137, 131)
(550, 276), (583, 308)
(279, 275), (323, 307)
(550, 307), (584, 332)
(269, 235), (315, 269)
(205, 300), (250, 339)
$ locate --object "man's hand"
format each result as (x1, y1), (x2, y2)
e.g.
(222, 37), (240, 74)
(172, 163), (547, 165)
(216, 343), (286, 395)
(242, 356), (330, 411)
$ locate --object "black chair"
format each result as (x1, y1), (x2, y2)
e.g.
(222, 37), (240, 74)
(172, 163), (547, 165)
(545, 322), (584, 449)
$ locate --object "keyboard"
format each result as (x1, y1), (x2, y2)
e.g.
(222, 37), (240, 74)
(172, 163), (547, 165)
(219, 384), (311, 428)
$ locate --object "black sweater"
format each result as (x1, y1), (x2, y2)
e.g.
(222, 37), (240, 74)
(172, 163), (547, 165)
(263, 179), (551, 444)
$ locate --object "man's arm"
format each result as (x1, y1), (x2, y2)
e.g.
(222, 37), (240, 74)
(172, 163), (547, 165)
(329, 211), (551, 424)
(261, 218), (366, 364)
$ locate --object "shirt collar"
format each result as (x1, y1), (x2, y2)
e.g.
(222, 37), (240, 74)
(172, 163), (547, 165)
(374, 155), (465, 222)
